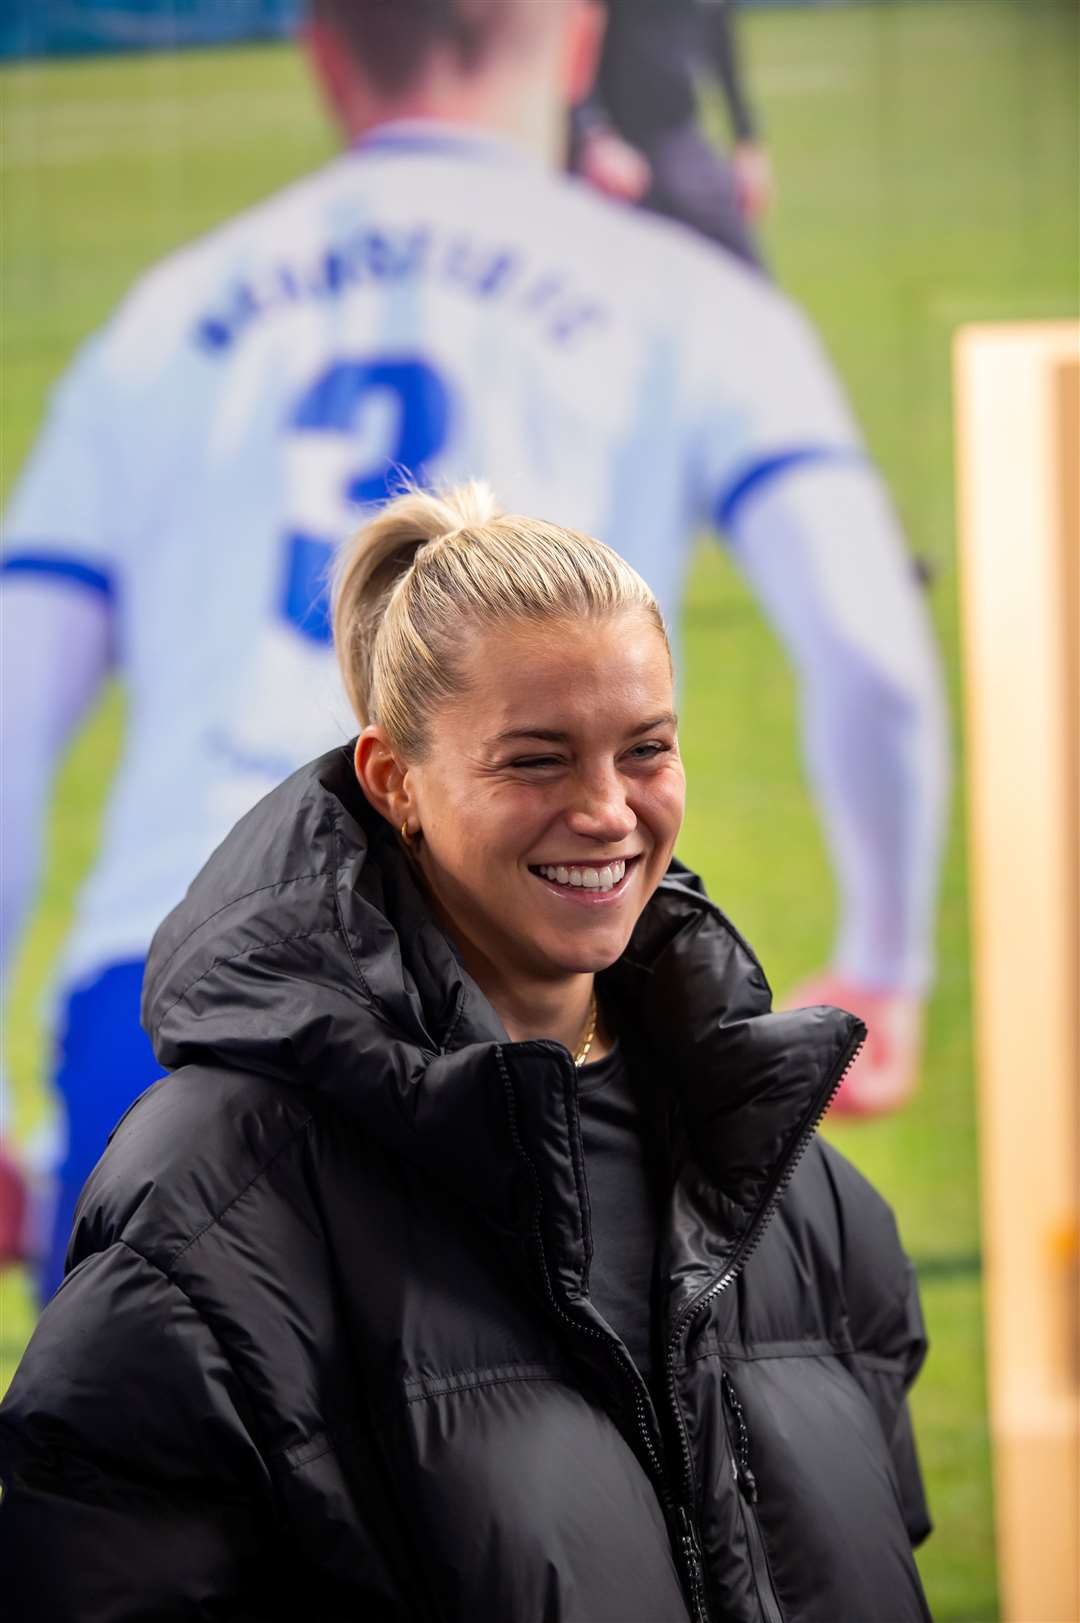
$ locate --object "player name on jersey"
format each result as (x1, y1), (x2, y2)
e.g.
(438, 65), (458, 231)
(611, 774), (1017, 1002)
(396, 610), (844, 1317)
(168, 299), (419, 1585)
(196, 223), (606, 355)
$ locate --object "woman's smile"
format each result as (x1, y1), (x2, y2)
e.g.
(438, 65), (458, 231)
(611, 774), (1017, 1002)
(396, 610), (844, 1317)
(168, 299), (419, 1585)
(528, 854), (640, 901)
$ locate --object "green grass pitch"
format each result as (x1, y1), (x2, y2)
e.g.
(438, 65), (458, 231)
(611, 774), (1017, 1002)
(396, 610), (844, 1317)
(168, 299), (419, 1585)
(1, 4), (1076, 1617)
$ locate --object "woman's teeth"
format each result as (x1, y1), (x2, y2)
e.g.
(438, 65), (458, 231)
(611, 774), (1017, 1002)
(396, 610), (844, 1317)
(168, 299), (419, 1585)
(536, 860), (627, 893)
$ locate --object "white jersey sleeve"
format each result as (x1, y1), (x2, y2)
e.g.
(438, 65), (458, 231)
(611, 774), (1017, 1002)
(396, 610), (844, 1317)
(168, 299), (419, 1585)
(0, 581), (112, 977)
(1, 336), (125, 979)
(684, 279), (864, 532)
(731, 462), (950, 992)
(684, 271), (949, 992)
(2, 334), (129, 596)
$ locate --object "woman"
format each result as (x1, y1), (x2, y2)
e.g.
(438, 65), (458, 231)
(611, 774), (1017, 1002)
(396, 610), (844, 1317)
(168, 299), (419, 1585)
(0, 485), (931, 1622)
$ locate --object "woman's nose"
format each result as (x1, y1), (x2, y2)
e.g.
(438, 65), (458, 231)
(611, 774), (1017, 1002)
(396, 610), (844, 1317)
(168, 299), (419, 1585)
(564, 771), (637, 843)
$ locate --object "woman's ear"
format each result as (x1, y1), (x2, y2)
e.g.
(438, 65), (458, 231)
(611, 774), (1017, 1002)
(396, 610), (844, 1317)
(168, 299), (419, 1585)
(353, 727), (416, 831)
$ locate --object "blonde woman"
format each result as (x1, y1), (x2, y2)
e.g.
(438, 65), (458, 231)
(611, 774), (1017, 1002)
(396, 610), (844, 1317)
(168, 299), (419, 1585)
(0, 487), (932, 1623)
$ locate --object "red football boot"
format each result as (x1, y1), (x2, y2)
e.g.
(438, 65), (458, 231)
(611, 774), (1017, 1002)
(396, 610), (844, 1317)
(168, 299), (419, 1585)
(785, 974), (924, 1118)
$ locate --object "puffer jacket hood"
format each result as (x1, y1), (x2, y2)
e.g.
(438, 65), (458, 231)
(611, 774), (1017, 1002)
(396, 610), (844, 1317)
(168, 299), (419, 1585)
(2, 747), (932, 1623)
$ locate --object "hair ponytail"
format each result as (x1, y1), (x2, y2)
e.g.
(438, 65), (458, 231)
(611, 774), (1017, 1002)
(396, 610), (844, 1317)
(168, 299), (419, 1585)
(332, 482), (667, 759)
(331, 482), (501, 743)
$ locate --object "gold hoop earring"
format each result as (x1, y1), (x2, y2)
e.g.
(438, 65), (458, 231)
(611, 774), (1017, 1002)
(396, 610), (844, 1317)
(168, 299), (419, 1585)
(401, 820), (415, 846)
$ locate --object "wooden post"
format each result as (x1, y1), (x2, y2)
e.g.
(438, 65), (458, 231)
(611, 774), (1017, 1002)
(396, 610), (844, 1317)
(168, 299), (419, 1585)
(954, 321), (1080, 1623)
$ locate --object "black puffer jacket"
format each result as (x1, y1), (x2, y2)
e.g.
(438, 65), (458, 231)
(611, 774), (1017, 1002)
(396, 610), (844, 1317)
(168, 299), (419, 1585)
(0, 749), (931, 1623)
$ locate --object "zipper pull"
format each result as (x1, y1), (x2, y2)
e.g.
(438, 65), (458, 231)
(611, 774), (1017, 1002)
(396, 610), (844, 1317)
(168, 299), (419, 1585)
(721, 1371), (759, 1504)
(675, 1503), (703, 1556)
(673, 1504), (710, 1623)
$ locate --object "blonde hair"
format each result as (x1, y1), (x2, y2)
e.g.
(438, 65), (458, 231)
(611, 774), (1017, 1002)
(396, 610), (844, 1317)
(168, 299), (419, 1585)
(332, 482), (669, 759)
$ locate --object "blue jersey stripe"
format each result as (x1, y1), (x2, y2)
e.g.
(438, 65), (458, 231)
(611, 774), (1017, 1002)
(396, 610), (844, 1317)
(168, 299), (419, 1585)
(1, 552), (115, 598)
(716, 446), (865, 533)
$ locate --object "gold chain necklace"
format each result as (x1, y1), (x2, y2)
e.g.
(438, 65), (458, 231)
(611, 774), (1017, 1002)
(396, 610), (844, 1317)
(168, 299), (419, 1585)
(573, 990), (599, 1067)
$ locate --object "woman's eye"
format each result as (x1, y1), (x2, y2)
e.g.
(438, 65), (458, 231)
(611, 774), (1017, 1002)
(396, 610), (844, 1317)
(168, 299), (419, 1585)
(506, 743), (672, 771)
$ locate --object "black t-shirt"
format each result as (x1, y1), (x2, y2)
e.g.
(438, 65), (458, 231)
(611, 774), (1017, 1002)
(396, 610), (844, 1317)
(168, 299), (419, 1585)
(577, 1042), (664, 1378)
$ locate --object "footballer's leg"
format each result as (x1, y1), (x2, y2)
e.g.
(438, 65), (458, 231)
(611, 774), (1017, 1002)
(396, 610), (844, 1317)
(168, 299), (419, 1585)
(727, 460), (949, 1114)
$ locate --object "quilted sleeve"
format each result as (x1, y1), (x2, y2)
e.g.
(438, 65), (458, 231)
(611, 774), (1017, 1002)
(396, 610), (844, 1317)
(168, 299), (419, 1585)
(0, 1240), (279, 1622)
(819, 1139), (933, 1546)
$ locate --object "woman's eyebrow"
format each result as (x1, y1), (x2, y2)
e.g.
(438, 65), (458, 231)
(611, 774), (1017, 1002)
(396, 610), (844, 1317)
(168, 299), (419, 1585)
(630, 712), (678, 734)
(486, 713), (678, 748)
(487, 727), (569, 746)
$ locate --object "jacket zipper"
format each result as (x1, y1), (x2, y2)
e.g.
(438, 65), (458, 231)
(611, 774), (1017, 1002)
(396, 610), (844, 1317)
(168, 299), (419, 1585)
(722, 1371), (784, 1623)
(521, 1200), (703, 1612)
(498, 1049), (721, 1616)
(496, 1051), (669, 1495)
(661, 1026), (866, 1622)
(498, 1026), (863, 1623)
(674, 1503), (712, 1623)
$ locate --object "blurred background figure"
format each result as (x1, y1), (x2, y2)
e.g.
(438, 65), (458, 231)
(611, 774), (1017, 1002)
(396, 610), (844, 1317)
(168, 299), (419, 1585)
(1, 0), (946, 1310)
(570, 0), (772, 271)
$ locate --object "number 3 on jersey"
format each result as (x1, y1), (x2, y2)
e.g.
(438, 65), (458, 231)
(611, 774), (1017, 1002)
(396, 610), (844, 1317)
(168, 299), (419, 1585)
(280, 356), (451, 644)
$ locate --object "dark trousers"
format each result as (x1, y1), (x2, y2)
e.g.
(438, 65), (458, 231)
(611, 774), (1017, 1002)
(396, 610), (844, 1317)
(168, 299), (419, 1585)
(641, 121), (767, 273)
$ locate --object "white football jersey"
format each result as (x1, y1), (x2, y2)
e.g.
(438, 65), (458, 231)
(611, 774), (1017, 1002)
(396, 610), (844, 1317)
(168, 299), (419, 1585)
(3, 121), (861, 986)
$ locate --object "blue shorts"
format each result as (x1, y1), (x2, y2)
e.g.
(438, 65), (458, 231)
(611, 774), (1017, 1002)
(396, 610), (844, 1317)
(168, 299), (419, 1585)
(42, 958), (163, 1302)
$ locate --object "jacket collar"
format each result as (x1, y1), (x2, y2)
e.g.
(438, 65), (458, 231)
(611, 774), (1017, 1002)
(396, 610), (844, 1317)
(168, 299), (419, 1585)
(144, 748), (862, 1319)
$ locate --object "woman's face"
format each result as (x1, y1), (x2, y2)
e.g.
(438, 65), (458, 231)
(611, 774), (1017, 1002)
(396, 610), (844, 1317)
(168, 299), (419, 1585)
(406, 612), (685, 989)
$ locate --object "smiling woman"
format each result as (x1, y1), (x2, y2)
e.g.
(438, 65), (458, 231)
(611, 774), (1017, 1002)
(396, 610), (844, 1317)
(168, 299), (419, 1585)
(376, 614), (682, 1048)
(0, 484), (933, 1623)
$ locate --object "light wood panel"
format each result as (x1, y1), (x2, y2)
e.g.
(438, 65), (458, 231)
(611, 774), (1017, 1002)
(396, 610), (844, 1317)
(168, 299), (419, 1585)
(954, 321), (1079, 1623)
